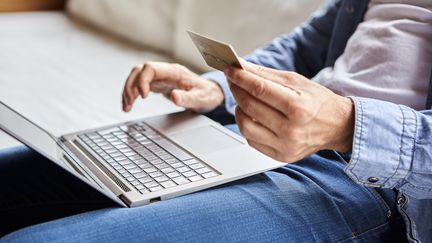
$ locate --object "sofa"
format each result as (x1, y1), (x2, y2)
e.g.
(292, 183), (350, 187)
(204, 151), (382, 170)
(0, 0), (324, 149)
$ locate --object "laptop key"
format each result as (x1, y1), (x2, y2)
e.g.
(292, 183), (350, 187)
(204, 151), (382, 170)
(155, 163), (169, 169)
(123, 151), (137, 157)
(183, 159), (199, 165)
(183, 171), (197, 178)
(171, 162), (184, 168)
(189, 163), (204, 170)
(149, 158), (163, 165)
(138, 163), (152, 169)
(118, 160), (131, 166)
(134, 159), (146, 165)
(139, 188), (150, 194)
(131, 180), (141, 186)
(143, 167), (157, 173)
(189, 175), (203, 182)
(112, 164), (122, 170)
(154, 175), (169, 183)
(135, 184), (145, 190)
(173, 176), (189, 185)
(138, 176), (153, 184)
(114, 155), (128, 162)
(159, 154), (174, 160)
(177, 166), (190, 173)
(149, 171), (163, 178)
(195, 167), (211, 175)
(202, 171), (218, 178)
(166, 171), (181, 178)
(133, 170), (147, 179)
(124, 164), (137, 170)
(144, 181), (159, 188)
(126, 177), (136, 183)
(129, 168), (142, 174)
(145, 155), (158, 161)
(161, 167), (175, 174)
(161, 180), (177, 189)
(149, 185), (163, 192)
(165, 158), (178, 165)
(152, 138), (193, 161)
(111, 141), (123, 146)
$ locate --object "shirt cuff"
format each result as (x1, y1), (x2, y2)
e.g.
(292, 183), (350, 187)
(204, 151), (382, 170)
(344, 97), (417, 189)
(201, 71), (236, 115)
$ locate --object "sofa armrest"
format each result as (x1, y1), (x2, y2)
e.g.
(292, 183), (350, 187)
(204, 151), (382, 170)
(0, 0), (66, 12)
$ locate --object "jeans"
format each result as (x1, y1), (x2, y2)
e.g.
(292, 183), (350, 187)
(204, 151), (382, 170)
(0, 126), (406, 242)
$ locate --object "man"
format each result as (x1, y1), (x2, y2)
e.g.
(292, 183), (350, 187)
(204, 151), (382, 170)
(1, 0), (431, 242)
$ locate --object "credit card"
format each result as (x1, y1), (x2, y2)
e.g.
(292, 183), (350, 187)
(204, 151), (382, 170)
(188, 30), (244, 72)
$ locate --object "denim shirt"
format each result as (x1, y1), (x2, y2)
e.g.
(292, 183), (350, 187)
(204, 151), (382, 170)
(202, 0), (432, 242)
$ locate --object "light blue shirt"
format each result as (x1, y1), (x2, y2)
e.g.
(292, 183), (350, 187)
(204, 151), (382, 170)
(202, 0), (432, 242)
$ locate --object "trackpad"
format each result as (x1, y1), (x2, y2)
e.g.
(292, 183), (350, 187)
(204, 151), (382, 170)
(170, 126), (243, 155)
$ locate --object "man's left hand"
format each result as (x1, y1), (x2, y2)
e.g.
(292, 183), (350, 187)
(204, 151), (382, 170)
(225, 61), (355, 163)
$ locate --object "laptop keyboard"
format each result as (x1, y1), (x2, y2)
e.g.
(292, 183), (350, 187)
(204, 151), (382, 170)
(78, 122), (219, 194)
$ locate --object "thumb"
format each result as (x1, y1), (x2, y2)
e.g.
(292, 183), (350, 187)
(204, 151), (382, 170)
(170, 89), (197, 109)
(240, 58), (297, 86)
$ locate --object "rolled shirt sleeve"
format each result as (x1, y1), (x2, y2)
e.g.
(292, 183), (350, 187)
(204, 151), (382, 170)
(345, 97), (432, 199)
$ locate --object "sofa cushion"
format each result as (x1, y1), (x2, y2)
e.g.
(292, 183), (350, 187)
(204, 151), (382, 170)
(67, 0), (177, 54)
(173, 0), (324, 72)
(66, 0), (323, 72)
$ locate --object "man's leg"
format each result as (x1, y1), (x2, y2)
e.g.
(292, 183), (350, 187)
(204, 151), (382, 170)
(1, 146), (406, 242)
(0, 146), (116, 236)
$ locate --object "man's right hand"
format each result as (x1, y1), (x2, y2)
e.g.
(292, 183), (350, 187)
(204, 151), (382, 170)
(122, 62), (224, 113)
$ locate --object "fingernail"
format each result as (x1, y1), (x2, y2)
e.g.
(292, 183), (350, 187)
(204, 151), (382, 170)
(173, 91), (182, 105)
(225, 67), (237, 83)
(224, 67), (233, 77)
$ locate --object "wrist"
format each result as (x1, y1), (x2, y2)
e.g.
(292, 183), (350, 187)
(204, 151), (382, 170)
(207, 79), (225, 107)
(332, 96), (355, 152)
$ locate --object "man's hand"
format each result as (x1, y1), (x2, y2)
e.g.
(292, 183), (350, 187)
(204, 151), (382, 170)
(122, 62), (224, 113)
(225, 61), (355, 163)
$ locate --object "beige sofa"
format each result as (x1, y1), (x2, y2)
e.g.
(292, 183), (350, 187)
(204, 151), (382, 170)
(0, 0), (323, 149)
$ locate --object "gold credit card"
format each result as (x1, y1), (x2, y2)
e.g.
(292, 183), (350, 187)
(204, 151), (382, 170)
(188, 30), (244, 72)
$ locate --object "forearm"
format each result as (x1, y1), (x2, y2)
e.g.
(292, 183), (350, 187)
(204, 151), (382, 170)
(345, 97), (432, 199)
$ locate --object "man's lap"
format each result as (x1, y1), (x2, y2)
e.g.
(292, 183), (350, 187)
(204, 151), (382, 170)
(0, 144), (405, 242)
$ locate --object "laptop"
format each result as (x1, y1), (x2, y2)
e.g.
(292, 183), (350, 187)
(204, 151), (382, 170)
(0, 32), (285, 207)
(0, 102), (284, 207)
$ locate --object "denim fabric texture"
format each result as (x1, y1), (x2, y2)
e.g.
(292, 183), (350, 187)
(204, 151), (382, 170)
(203, 1), (432, 242)
(0, 142), (406, 242)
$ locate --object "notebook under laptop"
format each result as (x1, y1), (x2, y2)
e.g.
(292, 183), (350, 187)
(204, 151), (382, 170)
(0, 101), (285, 207)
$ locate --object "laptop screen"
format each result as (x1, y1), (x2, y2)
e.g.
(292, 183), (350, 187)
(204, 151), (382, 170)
(0, 101), (59, 161)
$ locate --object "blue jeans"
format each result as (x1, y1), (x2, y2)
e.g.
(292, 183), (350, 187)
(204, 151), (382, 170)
(0, 126), (406, 242)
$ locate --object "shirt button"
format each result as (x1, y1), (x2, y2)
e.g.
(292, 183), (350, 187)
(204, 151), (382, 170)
(397, 195), (407, 205)
(367, 177), (379, 183)
(386, 210), (392, 219)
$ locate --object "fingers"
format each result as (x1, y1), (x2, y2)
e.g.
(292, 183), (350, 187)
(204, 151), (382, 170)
(123, 65), (142, 112)
(150, 81), (176, 94)
(235, 107), (278, 146)
(122, 62), (194, 112)
(239, 59), (296, 87)
(247, 140), (281, 162)
(170, 89), (196, 109)
(225, 66), (296, 112)
(137, 62), (178, 98)
(230, 82), (286, 134)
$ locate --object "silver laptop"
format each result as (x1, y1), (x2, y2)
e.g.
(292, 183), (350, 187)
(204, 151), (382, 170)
(0, 101), (285, 207)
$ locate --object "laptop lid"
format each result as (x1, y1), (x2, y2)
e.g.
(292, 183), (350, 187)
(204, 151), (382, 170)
(0, 101), (127, 207)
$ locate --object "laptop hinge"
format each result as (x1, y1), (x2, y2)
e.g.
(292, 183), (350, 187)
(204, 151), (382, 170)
(64, 139), (131, 196)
